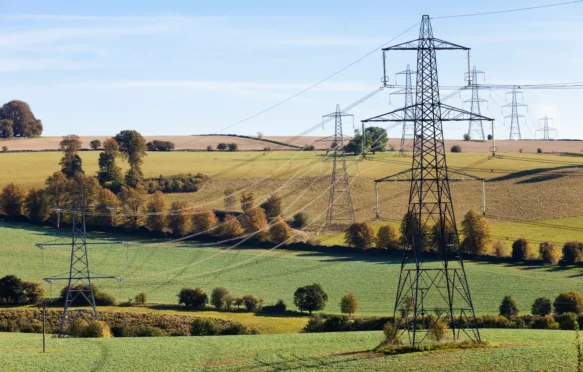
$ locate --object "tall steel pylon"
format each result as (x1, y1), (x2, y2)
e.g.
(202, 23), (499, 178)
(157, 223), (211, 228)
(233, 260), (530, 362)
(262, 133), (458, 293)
(323, 104), (355, 227)
(536, 115), (558, 140)
(503, 88), (527, 140)
(464, 66), (487, 141)
(363, 15), (493, 346)
(391, 65), (416, 153)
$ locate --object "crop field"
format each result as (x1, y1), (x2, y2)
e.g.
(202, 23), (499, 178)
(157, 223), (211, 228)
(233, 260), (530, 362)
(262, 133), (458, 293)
(2, 221), (583, 317)
(0, 329), (579, 371)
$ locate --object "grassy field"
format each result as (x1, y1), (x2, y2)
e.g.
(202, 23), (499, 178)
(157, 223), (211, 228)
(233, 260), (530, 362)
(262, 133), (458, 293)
(0, 329), (579, 371)
(2, 221), (583, 317)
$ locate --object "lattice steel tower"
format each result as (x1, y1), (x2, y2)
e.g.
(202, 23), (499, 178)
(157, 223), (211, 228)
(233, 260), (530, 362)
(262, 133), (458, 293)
(464, 66), (487, 141)
(536, 115), (558, 140)
(503, 88), (527, 140)
(363, 15), (493, 346)
(324, 104), (355, 227)
(391, 65), (416, 153)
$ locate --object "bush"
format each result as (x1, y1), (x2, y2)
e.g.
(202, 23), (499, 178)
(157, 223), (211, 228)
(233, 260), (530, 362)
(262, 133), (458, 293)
(217, 143), (227, 150)
(68, 318), (89, 337)
(531, 315), (559, 330)
(511, 238), (535, 261)
(429, 319), (449, 342)
(499, 295), (519, 317)
(340, 293), (360, 316)
(211, 287), (229, 310)
(262, 299), (287, 314)
(383, 322), (401, 345)
(146, 140), (175, 151)
(532, 297), (552, 316)
(554, 291), (583, 315)
(487, 134), (493, 140)
(493, 240), (510, 258)
(178, 288), (208, 309)
(190, 318), (221, 336)
(375, 225), (400, 250)
(555, 313), (579, 330)
(260, 193), (282, 220)
(2, 146), (7, 152)
(218, 214), (244, 237)
(344, 222), (376, 249)
(242, 295), (262, 312)
(303, 314), (325, 333)
(463, 133), (470, 141)
(134, 292), (147, 305)
(206, 145), (213, 151)
(450, 145), (462, 153)
(227, 143), (238, 152)
(294, 283), (328, 314)
(89, 139), (101, 150)
(539, 242), (560, 265)
(83, 320), (112, 338)
(0, 275), (44, 305)
(562, 241), (583, 264)
(537, 148), (543, 154)
(291, 212), (309, 229)
(121, 325), (165, 337)
(269, 216), (293, 244)
(302, 145), (315, 151)
(0, 183), (27, 217)
(59, 284), (115, 306)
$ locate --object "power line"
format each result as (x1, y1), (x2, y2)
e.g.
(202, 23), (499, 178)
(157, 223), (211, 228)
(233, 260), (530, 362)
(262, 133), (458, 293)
(433, 0), (583, 19)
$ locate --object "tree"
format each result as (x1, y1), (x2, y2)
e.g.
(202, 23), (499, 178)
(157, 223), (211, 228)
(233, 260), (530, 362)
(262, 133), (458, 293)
(68, 174), (101, 208)
(114, 130), (147, 187)
(242, 295), (261, 312)
(511, 238), (534, 261)
(562, 241), (583, 264)
(0, 183), (27, 217)
(269, 215), (293, 243)
(554, 291), (583, 315)
(218, 215), (244, 237)
(344, 129), (372, 155)
(0, 275), (43, 304)
(400, 211), (431, 252)
(461, 209), (492, 256)
(223, 188), (236, 211)
(146, 140), (175, 151)
(59, 135), (84, 178)
(228, 143), (238, 152)
(0, 119), (13, 138)
(487, 134), (493, 140)
(118, 185), (147, 228)
(178, 288), (208, 308)
(90, 139), (101, 150)
(499, 295), (519, 317)
(145, 191), (167, 233)
(97, 138), (123, 188)
(24, 188), (50, 222)
(340, 293), (360, 316)
(293, 283), (328, 314)
(44, 171), (71, 210)
(463, 133), (471, 141)
(532, 297), (552, 316)
(376, 225), (400, 250)
(192, 210), (218, 233)
(344, 222), (376, 249)
(365, 126), (388, 154)
(211, 287), (230, 310)
(168, 201), (192, 236)
(239, 192), (268, 239)
(451, 145), (462, 153)
(0, 100), (42, 137)
(539, 242), (560, 265)
(291, 212), (309, 229)
(217, 143), (227, 150)
(91, 188), (119, 227)
(431, 217), (457, 255)
(260, 193), (283, 220)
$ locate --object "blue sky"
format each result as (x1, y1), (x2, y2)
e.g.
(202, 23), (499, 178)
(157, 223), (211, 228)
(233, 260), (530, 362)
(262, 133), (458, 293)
(0, 0), (581, 140)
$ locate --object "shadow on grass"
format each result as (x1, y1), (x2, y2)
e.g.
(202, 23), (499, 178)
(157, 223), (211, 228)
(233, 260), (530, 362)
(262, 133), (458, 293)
(488, 165), (583, 183)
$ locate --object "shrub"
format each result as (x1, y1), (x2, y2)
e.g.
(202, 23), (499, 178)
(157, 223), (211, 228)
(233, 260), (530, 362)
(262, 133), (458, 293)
(429, 319), (449, 342)
(59, 284), (115, 306)
(383, 322), (401, 345)
(537, 148), (543, 154)
(211, 287), (230, 310)
(303, 314), (325, 333)
(531, 315), (559, 330)
(242, 295), (261, 312)
(294, 283), (328, 314)
(89, 139), (101, 150)
(563, 241), (583, 264)
(487, 134), (493, 140)
(121, 326), (165, 337)
(532, 297), (552, 316)
(0, 275), (44, 305)
(192, 210), (218, 233)
(511, 238), (534, 261)
(178, 288), (208, 309)
(450, 145), (462, 153)
(463, 133), (470, 141)
(1, 146), (7, 152)
(240, 207), (269, 241)
(190, 318), (221, 336)
(146, 140), (175, 151)
(227, 143), (238, 152)
(375, 225), (400, 250)
(302, 145), (315, 151)
(555, 313), (579, 330)
(499, 295), (519, 317)
(83, 320), (112, 338)
(262, 299), (287, 314)
(461, 209), (492, 256)
(134, 292), (147, 305)
(68, 318), (89, 337)
(218, 214), (244, 237)
(519, 148), (523, 153)
(0, 183), (27, 217)
(493, 240), (510, 258)
(216, 143), (227, 150)
(206, 145), (213, 151)
(344, 222), (376, 249)
(233, 297), (244, 310)
(554, 291), (583, 315)
(539, 242), (560, 265)
(291, 212), (309, 229)
(260, 193), (283, 220)
(269, 216), (293, 244)
(340, 293), (359, 316)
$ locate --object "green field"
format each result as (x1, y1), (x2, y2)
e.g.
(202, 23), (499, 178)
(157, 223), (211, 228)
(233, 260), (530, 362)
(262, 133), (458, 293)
(0, 329), (578, 371)
(2, 221), (583, 317)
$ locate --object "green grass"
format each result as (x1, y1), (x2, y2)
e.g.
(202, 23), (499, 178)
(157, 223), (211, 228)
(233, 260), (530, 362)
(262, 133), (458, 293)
(2, 221), (583, 317)
(1, 151), (581, 187)
(0, 329), (579, 371)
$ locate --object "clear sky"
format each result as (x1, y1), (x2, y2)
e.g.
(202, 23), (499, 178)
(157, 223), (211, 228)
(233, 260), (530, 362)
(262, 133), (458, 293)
(0, 0), (581, 140)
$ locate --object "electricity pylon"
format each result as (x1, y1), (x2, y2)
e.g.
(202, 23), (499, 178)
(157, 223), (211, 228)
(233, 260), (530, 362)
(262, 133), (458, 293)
(536, 115), (558, 140)
(391, 65), (416, 153)
(464, 66), (487, 141)
(363, 15), (493, 346)
(503, 88), (527, 140)
(323, 104), (355, 227)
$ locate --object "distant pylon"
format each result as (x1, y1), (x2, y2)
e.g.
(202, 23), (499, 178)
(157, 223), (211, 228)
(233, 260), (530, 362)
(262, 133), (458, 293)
(391, 65), (416, 153)
(323, 104), (355, 227)
(536, 115), (558, 140)
(464, 66), (487, 141)
(503, 88), (528, 140)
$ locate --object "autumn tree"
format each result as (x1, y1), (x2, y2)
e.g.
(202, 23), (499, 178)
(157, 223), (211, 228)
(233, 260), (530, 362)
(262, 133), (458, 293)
(59, 135), (84, 178)
(239, 191), (268, 240)
(269, 215), (293, 243)
(24, 188), (50, 222)
(461, 209), (492, 256)
(168, 201), (192, 236)
(0, 183), (27, 217)
(114, 130), (147, 187)
(67, 174), (101, 208)
(431, 217), (457, 255)
(97, 138), (123, 188)
(223, 188), (236, 211)
(340, 293), (360, 316)
(260, 193), (283, 220)
(400, 211), (431, 252)
(375, 225), (400, 250)
(0, 100), (43, 137)
(90, 139), (101, 150)
(344, 222), (376, 249)
(218, 215), (244, 237)
(192, 210), (218, 233)
(91, 188), (119, 227)
(539, 242), (560, 265)
(118, 185), (147, 228)
(145, 191), (168, 233)
(44, 171), (71, 210)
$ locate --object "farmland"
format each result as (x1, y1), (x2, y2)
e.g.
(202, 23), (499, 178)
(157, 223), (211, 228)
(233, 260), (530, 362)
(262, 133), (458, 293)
(0, 329), (579, 371)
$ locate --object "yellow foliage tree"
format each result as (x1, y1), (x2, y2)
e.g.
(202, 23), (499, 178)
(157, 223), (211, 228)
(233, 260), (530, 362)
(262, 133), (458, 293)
(168, 201), (192, 236)
(269, 215), (293, 243)
(145, 191), (168, 233)
(461, 209), (493, 256)
(375, 225), (400, 250)
(192, 210), (218, 233)
(218, 214), (244, 237)
(0, 183), (27, 217)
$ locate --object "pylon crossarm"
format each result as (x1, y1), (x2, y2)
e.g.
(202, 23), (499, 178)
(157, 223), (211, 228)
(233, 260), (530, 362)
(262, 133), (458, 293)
(363, 103), (494, 123)
(383, 38), (469, 51)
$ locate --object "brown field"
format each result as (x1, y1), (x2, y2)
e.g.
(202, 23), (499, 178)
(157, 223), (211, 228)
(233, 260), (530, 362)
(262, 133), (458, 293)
(1, 134), (581, 153)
